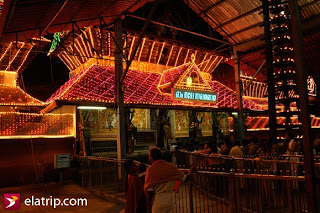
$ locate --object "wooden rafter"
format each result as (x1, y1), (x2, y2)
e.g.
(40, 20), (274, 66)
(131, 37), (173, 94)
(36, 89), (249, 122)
(148, 41), (155, 63)
(213, 6), (263, 31)
(197, 0), (230, 18)
(174, 47), (182, 67)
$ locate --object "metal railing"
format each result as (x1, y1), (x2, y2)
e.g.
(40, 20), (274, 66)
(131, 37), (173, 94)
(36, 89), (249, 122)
(81, 157), (126, 194)
(175, 150), (320, 176)
(175, 169), (310, 213)
(80, 155), (317, 213)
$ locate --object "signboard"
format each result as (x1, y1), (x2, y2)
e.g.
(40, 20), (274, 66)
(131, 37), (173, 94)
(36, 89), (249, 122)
(172, 88), (217, 103)
(47, 31), (68, 56)
(54, 154), (71, 169)
(135, 130), (157, 146)
(307, 76), (317, 96)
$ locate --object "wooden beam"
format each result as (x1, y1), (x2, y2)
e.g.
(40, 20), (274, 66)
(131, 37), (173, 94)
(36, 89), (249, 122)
(157, 42), (165, 64)
(197, 0), (229, 18)
(289, 0), (318, 212)
(40, 101), (57, 114)
(302, 14), (320, 33)
(120, 0), (160, 84)
(229, 22), (262, 37)
(235, 13), (320, 52)
(213, 6), (262, 31)
(233, 49), (245, 140)
(189, 0), (236, 43)
(41, 0), (68, 36)
(166, 45), (173, 66)
(300, 0), (319, 9)
(128, 14), (231, 45)
(148, 41), (155, 63)
(174, 47), (182, 67)
(211, 0), (316, 33)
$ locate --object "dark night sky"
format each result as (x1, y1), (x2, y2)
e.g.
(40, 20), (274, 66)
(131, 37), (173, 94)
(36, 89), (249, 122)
(22, 48), (69, 101)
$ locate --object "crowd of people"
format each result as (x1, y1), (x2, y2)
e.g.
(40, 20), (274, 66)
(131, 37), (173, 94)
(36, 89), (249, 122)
(191, 133), (319, 158)
(122, 134), (320, 213)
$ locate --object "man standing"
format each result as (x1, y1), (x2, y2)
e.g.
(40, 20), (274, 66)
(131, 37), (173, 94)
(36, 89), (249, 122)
(144, 146), (193, 213)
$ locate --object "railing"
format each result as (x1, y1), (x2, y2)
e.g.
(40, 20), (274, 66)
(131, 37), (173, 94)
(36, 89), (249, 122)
(80, 155), (317, 213)
(81, 157), (126, 194)
(175, 150), (320, 176)
(175, 169), (310, 213)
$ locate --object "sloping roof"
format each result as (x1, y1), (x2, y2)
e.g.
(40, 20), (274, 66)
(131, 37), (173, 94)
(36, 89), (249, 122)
(0, 42), (35, 74)
(0, 85), (44, 106)
(159, 63), (190, 87)
(186, 0), (320, 44)
(224, 26), (320, 80)
(0, 0), (152, 43)
(158, 61), (213, 93)
(47, 64), (265, 111)
(55, 27), (223, 73)
(239, 115), (320, 131)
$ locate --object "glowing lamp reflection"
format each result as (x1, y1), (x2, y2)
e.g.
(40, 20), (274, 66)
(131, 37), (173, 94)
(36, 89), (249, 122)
(77, 106), (107, 110)
(186, 77), (192, 87)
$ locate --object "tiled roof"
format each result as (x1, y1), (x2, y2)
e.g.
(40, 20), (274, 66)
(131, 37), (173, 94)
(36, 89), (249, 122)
(47, 65), (265, 111)
(159, 63), (190, 87)
(0, 85), (44, 106)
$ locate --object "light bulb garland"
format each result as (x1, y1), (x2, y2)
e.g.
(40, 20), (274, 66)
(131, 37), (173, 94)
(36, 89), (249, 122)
(47, 64), (265, 111)
(0, 111), (75, 138)
(263, 0), (301, 132)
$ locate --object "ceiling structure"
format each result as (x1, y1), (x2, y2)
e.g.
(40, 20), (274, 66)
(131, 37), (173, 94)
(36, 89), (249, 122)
(185, 0), (320, 45)
(0, 0), (152, 76)
(185, 0), (320, 81)
(0, 0), (152, 43)
(53, 27), (223, 75)
(0, 0), (319, 87)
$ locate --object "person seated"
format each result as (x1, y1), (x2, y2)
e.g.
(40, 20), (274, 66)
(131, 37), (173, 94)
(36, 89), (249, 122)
(220, 140), (232, 155)
(248, 137), (259, 156)
(313, 137), (320, 154)
(286, 133), (301, 154)
(240, 139), (249, 155)
(208, 145), (222, 166)
(193, 143), (212, 155)
(229, 141), (244, 157)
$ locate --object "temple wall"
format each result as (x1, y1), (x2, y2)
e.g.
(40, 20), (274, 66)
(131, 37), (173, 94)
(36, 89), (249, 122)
(51, 105), (76, 114)
(0, 106), (14, 112)
(0, 71), (17, 86)
(131, 108), (150, 129)
(173, 110), (189, 138)
(0, 138), (74, 188)
(198, 112), (213, 137)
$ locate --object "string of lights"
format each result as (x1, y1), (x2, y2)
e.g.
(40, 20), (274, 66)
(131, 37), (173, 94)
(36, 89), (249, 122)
(228, 115), (320, 132)
(269, 0), (300, 132)
(47, 64), (265, 111)
(0, 112), (75, 138)
(0, 85), (44, 106)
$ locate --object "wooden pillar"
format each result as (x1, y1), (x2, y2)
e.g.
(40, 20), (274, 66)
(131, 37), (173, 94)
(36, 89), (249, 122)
(288, 0), (317, 212)
(189, 111), (197, 145)
(157, 109), (165, 148)
(261, 0), (277, 141)
(233, 49), (245, 141)
(115, 19), (127, 160)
